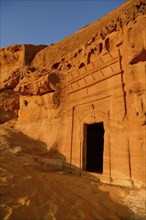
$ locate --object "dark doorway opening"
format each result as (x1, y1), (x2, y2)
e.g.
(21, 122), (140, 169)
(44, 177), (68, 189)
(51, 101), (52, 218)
(83, 122), (104, 173)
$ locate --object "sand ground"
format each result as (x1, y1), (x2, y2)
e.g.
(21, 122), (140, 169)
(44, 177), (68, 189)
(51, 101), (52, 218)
(0, 122), (145, 220)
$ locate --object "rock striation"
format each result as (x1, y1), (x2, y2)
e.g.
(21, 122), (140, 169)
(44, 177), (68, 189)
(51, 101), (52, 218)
(0, 0), (146, 188)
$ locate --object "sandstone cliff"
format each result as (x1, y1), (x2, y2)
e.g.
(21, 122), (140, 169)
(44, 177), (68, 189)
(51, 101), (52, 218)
(0, 0), (146, 189)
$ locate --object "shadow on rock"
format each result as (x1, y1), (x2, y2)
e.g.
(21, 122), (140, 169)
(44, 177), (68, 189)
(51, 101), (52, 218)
(0, 126), (142, 220)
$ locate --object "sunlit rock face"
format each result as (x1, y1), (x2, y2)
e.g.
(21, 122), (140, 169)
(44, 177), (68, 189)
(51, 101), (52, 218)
(0, 0), (145, 188)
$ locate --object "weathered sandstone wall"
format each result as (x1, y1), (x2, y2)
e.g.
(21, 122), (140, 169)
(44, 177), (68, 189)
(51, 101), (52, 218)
(0, 0), (145, 188)
(62, 13), (146, 188)
(0, 44), (47, 122)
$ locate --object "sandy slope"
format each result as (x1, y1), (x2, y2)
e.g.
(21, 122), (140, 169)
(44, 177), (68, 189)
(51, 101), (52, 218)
(0, 122), (143, 220)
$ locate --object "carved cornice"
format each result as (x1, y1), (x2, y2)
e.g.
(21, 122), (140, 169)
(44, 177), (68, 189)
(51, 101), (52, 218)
(67, 51), (122, 94)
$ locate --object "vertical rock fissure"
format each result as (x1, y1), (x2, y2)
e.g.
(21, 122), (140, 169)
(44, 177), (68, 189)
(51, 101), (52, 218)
(118, 48), (127, 117)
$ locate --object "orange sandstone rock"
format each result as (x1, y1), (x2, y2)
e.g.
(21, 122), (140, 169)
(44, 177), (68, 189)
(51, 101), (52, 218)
(0, 0), (145, 189)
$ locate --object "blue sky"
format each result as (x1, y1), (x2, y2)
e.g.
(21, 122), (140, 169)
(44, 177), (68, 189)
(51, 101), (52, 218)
(0, 0), (126, 48)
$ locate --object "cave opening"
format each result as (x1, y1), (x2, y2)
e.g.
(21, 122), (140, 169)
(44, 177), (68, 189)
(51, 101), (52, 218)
(83, 122), (104, 173)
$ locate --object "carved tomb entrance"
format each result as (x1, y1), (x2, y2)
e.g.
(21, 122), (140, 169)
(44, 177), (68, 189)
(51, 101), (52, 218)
(83, 122), (104, 173)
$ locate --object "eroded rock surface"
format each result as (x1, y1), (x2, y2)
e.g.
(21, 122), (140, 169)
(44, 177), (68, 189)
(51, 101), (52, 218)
(0, 90), (20, 123)
(0, 0), (145, 193)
